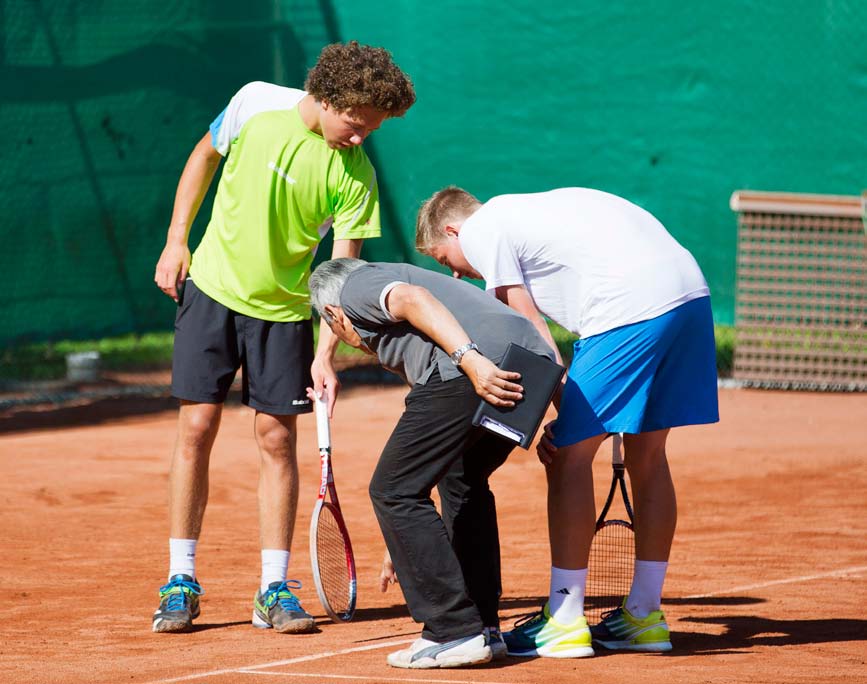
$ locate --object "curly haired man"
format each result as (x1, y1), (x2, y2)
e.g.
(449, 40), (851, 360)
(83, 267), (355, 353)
(152, 42), (414, 634)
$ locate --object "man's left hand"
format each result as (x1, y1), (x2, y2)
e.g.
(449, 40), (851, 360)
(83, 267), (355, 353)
(460, 351), (523, 407)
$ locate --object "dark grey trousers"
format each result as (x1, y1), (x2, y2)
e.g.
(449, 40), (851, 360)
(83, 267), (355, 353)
(369, 371), (514, 642)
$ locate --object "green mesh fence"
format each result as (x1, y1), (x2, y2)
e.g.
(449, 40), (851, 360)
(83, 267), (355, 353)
(3, 1), (866, 377)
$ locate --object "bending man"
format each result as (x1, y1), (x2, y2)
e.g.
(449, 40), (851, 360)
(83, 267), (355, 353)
(309, 257), (557, 668)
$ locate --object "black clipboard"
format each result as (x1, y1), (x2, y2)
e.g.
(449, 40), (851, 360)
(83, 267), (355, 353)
(471, 343), (565, 449)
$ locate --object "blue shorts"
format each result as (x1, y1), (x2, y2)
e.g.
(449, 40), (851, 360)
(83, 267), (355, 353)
(552, 296), (719, 447)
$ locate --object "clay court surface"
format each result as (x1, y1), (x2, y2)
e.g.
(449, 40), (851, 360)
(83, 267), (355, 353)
(1, 385), (865, 683)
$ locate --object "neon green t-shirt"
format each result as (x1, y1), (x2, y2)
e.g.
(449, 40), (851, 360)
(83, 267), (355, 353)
(190, 82), (381, 321)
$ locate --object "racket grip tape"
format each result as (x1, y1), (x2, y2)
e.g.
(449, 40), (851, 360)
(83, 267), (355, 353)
(612, 433), (624, 466)
(314, 394), (331, 450)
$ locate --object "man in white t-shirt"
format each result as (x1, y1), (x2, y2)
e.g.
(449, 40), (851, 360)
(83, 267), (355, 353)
(415, 186), (719, 657)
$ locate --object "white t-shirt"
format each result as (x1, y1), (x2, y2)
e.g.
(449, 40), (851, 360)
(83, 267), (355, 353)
(209, 81), (307, 155)
(458, 188), (710, 338)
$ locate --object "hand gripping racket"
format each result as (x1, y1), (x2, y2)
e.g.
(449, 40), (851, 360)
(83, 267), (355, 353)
(309, 394), (357, 622)
(586, 433), (635, 624)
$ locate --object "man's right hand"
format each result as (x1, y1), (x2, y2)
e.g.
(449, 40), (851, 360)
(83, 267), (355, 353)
(379, 550), (398, 592)
(154, 241), (191, 302)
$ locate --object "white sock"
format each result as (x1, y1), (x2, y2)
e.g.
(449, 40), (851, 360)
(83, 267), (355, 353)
(168, 538), (197, 579)
(548, 566), (587, 624)
(626, 560), (668, 618)
(260, 549), (290, 592)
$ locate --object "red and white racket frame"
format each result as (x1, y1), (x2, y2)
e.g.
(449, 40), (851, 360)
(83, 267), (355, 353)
(309, 394), (357, 622)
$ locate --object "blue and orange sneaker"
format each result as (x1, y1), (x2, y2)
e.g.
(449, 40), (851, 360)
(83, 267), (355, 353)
(503, 604), (594, 658)
(252, 580), (316, 634)
(591, 600), (672, 652)
(152, 574), (203, 633)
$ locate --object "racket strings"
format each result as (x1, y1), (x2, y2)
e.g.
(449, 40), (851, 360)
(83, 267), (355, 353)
(315, 505), (353, 615)
(586, 520), (634, 625)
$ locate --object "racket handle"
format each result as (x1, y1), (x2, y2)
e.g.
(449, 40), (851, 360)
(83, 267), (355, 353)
(314, 393), (331, 451)
(612, 432), (624, 466)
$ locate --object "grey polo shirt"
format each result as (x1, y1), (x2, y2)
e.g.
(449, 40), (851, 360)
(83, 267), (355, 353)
(340, 263), (555, 385)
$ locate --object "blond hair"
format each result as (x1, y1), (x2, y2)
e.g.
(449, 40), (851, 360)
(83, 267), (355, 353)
(415, 187), (482, 254)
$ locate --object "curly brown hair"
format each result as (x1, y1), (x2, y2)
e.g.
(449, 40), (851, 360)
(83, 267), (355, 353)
(305, 41), (415, 116)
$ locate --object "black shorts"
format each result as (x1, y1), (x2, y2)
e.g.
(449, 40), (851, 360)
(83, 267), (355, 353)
(171, 279), (314, 415)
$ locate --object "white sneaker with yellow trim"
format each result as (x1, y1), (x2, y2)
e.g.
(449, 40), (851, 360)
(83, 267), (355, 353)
(503, 603), (594, 658)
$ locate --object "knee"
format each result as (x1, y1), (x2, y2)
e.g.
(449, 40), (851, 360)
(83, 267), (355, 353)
(546, 445), (595, 482)
(369, 477), (422, 516)
(624, 445), (668, 483)
(178, 406), (220, 451)
(256, 417), (297, 462)
(368, 476), (392, 511)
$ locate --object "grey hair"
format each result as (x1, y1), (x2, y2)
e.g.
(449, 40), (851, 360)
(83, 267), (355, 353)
(309, 257), (368, 323)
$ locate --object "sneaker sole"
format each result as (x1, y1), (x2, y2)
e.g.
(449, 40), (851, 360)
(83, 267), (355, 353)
(490, 643), (509, 660)
(152, 617), (193, 633)
(388, 647), (493, 669)
(252, 610), (316, 634)
(537, 643), (595, 658)
(506, 645), (595, 658)
(594, 639), (672, 652)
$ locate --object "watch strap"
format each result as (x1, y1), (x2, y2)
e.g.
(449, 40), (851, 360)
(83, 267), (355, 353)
(450, 341), (479, 366)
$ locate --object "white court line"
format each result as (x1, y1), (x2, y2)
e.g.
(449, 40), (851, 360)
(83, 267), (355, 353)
(684, 565), (867, 599)
(238, 672), (521, 684)
(147, 639), (413, 684)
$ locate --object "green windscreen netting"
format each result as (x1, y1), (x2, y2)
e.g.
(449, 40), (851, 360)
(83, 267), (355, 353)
(4, 1), (866, 361)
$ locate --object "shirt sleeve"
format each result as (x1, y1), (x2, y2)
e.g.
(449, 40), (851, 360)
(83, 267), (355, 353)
(459, 211), (525, 291)
(330, 150), (382, 241)
(340, 265), (406, 328)
(209, 82), (307, 156)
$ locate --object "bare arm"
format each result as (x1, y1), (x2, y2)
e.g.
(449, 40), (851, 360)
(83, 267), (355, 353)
(154, 133), (223, 301)
(312, 239), (364, 416)
(386, 284), (523, 407)
(494, 284), (563, 365)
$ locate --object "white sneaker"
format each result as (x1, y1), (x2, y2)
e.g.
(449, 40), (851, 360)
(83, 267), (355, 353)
(387, 633), (492, 669)
(485, 626), (508, 660)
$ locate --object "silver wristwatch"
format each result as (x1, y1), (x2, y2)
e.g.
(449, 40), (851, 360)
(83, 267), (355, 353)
(449, 342), (479, 366)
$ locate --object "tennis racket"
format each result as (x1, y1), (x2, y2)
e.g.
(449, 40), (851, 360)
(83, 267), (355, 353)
(309, 394), (357, 622)
(586, 433), (635, 624)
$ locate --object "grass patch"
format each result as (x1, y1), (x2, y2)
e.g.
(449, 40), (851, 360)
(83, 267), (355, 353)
(2, 321), (736, 382)
(0, 325), (365, 382)
(715, 325), (735, 377)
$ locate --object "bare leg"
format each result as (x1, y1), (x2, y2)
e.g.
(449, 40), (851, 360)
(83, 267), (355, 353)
(546, 433), (607, 569)
(169, 401), (223, 539)
(254, 412), (299, 551)
(623, 429), (676, 561)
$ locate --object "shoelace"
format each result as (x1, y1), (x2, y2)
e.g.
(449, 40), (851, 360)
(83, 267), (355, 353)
(599, 607), (623, 623)
(159, 578), (203, 611)
(265, 579), (304, 611)
(511, 605), (546, 631)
